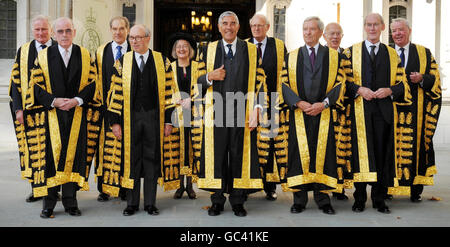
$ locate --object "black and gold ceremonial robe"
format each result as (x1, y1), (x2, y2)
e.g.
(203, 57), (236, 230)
(247, 37), (288, 184)
(9, 40), (57, 180)
(104, 50), (180, 196)
(280, 46), (346, 192)
(170, 60), (203, 178)
(342, 42), (411, 188)
(192, 40), (269, 192)
(93, 41), (131, 183)
(24, 44), (99, 197)
(388, 43), (441, 195)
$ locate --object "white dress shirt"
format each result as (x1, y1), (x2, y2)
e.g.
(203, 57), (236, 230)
(364, 40), (381, 55)
(51, 44), (83, 107)
(395, 42), (410, 68)
(134, 49), (150, 66)
(35, 39), (53, 53)
(306, 42), (320, 56)
(222, 37), (238, 57)
(252, 36), (268, 59)
(112, 41), (128, 60)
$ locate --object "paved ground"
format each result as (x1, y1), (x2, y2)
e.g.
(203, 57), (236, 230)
(0, 102), (449, 228)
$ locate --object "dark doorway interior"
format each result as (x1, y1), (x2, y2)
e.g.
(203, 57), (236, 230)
(154, 0), (255, 60)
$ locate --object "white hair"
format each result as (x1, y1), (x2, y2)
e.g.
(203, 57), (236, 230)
(31, 15), (51, 28)
(304, 16), (324, 31)
(250, 13), (270, 26)
(218, 11), (239, 25)
(390, 17), (411, 29)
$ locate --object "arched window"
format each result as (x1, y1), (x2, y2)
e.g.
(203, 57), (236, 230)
(273, 6), (286, 41)
(388, 0), (411, 46)
(266, 0), (291, 42)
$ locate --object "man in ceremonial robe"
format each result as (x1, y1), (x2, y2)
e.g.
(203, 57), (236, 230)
(9, 15), (57, 203)
(281, 16), (346, 215)
(248, 13), (287, 201)
(193, 11), (268, 217)
(107, 24), (178, 216)
(323, 22), (344, 54)
(24, 17), (99, 218)
(342, 13), (411, 214)
(389, 18), (441, 202)
(94, 16), (131, 202)
(323, 22), (352, 201)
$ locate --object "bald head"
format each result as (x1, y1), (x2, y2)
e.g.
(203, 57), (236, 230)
(364, 13), (385, 43)
(53, 17), (76, 49)
(129, 24), (151, 54)
(323, 22), (343, 50)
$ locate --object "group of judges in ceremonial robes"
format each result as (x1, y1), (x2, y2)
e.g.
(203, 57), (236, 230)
(8, 9), (441, 219)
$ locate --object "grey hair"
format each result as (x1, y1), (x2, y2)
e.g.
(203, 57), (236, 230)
(52, 17), (75, 30)
(109, 16), (130, 30)
(171, 39), (195, 60)
(390, 17), (410, 29)
(31, 15), (51, 29)
(218, 11), (239, 25)
(304, 16), (324, 31)
(364, 13), (385, 25)
(250, 13), (270, 26)
(131, 24), (151, 37)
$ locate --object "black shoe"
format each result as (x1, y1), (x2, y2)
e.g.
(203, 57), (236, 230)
(352, 202), (365, 213)
(123, 206), (139, 216)
(232, 204), (247, 217)
(26, 193), (42, 203)
(208, 203), (224, 216)
(40, 209), (54, 219)
(373, 202), (391, 214)
(173, 188), (185, 199)
(144, 205), (160, 215)
(319, 204), (336, 215)
(410, 195), (422, 203)
(186, 187), (197, 199)
(290, 204), (305, 214)
(265, 191), (278, 201)
(97, 193), (110, 202)
(64, 207), (82, 216)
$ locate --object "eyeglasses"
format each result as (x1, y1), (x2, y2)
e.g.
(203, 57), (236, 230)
(56, 29), (73, 35)
(250, 24), (267, 29)
(129, 35), (148, 42)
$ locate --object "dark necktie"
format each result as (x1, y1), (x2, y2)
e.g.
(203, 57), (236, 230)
(226, 44), (233, 60)
(257, 42), (263, 59)
(370, 45), (376, 62)
(400, 47), (405, 68)
(40, 44), (47, 49)
(139, 55), (145, 72)
(116, 45), (122, 61)
(309, 47), (316, 71)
